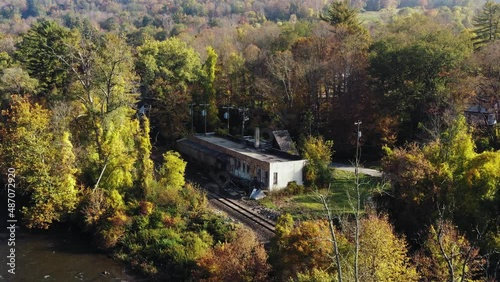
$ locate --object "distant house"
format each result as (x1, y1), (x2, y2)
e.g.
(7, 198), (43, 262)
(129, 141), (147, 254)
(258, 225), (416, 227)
(177, 131), (306, 191)
(465, 105), (498, 126)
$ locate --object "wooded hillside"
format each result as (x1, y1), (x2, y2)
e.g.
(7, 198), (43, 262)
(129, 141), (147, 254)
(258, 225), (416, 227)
(0, 0), (499, 280)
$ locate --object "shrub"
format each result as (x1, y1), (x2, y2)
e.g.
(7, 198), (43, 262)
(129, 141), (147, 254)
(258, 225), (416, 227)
(287, 181), (305, 195)
(139, 201), (154, 215)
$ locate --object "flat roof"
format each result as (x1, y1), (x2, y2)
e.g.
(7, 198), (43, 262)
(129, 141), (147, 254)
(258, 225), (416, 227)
(178, 139), (228, 160)
(193, 134), (303, 163)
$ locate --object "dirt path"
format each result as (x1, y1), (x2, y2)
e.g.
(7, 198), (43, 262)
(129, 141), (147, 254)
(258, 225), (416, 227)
(330, 162), (382, 177)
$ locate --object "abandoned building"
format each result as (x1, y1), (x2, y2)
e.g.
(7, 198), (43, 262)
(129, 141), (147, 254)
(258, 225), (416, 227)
(177, 129), (306, 191)
(465, 104), (498, 126)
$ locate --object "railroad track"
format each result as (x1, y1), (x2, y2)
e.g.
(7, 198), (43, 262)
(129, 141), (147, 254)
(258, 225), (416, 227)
(206, 191), (276, 234)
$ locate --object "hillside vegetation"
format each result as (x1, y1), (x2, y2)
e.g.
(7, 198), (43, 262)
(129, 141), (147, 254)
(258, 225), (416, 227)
(1, 0), (499, 280)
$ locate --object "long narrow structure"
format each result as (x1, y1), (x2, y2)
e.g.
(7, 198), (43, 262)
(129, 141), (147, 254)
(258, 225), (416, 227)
(177, 132), (306, 191)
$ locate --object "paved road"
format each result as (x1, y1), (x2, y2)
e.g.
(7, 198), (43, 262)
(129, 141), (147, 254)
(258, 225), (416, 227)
(331, 162), (382, 177)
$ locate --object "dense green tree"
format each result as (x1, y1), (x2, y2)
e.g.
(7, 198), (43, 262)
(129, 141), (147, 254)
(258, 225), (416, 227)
(22, 0), (40, 18)
(201, 46), (220, 131)
(16, 20), (77, 101)
(136, 117), (154, 198)
(370, 14), (472, 143)
(216, 52), (253, 112)
(321, 1), (358, 27)
(137, 38), (202, 140)
(321, 0), (364, 34)
(136, 37), (202, 97)
(0, 51), (13, 70)
(473, 1), (500, 48)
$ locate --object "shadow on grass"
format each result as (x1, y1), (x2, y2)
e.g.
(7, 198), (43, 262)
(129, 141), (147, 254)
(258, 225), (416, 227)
(259, 168), (384, 220)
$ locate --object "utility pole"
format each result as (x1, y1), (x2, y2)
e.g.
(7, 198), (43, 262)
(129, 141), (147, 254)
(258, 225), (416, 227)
(240, 107), (249, 137)
(189, 103), (196, 132)
(200, 103), (208, 135)
(226, 104), (230, 133)
(354, 121), (362, 175)
(353, 120), (362, 282)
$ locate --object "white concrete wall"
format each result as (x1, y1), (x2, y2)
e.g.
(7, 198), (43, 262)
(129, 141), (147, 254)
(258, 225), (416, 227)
(269, 160), (306, 191)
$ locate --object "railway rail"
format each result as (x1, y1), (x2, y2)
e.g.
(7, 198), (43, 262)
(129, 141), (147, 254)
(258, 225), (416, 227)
(206, 191), (276, 234)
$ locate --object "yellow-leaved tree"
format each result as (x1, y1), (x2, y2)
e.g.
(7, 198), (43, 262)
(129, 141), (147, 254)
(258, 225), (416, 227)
(271, 213), (419, 282)
(159, 150), (187, 189)
(359, 213), (419, 282)
(301, 135), (334, 188)
(0, 95), (79, 228)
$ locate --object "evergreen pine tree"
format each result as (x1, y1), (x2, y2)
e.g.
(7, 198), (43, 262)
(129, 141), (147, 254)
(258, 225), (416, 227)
(473, 1), (500, 48)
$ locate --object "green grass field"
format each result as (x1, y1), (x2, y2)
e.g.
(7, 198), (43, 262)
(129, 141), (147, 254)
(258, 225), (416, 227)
(259, 169), (383, 221)
(358, 7), (427, 27)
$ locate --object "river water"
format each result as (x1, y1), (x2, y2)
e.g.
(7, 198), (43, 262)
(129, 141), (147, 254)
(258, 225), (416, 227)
(0, 227), (143, 282)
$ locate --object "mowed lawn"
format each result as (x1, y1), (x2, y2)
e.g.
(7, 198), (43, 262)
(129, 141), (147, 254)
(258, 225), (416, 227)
(259, 169), (383, 220)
